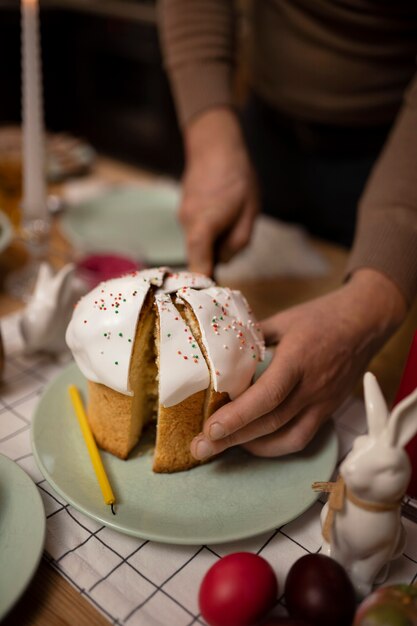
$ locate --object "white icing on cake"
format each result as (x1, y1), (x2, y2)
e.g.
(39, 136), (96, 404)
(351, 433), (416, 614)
(65, 272), (151, 395)
(222, 289), (265, 362)
(66, 267), (265, 405)
(155, 292), (210, 407)
(178, 286), (264, 400)
(159, 270), (214, 294)
(136, 266), (167, 286)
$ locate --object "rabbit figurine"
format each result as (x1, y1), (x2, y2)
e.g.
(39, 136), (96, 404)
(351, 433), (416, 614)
(320, 371), (417, 597)
(20, 262), (87, 354)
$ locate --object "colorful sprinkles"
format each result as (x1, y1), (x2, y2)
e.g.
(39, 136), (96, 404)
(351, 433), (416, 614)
(69, 269), (264, 404)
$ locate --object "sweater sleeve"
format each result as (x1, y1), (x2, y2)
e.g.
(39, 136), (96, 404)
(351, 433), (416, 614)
(157, 0), (236, 127)
(346, 71), (417, 304)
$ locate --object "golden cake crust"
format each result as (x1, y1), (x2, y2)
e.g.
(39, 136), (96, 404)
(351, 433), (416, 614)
(153, 390), (207, 472)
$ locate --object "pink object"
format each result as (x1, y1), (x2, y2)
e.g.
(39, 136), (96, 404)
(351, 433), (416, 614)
(76, 254), (142, 289)
(393, 331), (417, 498)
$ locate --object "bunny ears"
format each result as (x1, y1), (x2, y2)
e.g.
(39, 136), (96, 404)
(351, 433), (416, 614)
(364, 372), (417, 449)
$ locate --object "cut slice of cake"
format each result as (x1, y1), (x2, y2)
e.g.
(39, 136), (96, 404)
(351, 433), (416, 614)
(66, 269), (166, 460)
(177, 298), (229, 425)
(87, 291), (157, 459)
(177, 286), (265, 408)
(153, 292), (210, 472)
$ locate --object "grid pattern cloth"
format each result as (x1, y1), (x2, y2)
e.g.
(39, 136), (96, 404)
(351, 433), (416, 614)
(1, 311), (417, 626)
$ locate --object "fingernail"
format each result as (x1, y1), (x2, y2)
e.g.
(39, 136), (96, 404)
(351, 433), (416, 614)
(209, 422), (226, 440)
(193, 438), (213, 460)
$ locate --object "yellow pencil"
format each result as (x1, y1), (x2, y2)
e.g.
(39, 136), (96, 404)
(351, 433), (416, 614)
(68, 384), (116, 515)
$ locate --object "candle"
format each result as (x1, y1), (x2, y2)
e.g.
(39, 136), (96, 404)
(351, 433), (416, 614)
(21, 0), (47, 220)
(68, 385), (116, 514)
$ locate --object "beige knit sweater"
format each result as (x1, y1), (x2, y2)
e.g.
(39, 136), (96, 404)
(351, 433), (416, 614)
(158, 0), (417, 303)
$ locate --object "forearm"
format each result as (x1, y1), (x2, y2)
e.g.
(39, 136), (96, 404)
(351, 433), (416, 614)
(157, 0), (236, 127)
(184, 107), (244, 162)
(347, 71), (417, 305)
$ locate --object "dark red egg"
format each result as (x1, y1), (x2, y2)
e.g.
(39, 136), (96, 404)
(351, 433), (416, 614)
(284, 553), (356, 626)
(261, 618), (312, 626)
(199, 552), (278, 626)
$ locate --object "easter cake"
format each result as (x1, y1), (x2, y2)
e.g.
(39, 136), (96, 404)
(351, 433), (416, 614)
(66, 267), (264, 472)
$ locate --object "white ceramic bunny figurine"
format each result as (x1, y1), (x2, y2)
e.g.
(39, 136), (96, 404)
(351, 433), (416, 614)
(320, 371), (417, 597)
(20, 262), (87, 354)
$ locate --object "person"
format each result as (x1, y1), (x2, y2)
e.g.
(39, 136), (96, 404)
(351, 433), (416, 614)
(157, 0), (417, 461)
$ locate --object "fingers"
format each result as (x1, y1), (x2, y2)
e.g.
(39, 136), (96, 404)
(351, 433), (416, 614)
(191, 401), (330, 461)
(218, 193), (258, 262)
(191, 404), (294, 460)
(183, 204), (254, 275)
(210, 350), (300, 434)
(185, 221), (215, 277)
(180, 201), (236, 276)
(242, 406), (329, 457)
(179, 166), (259, 275)
(218, 214), (252, 262)
(190, 353), (302, 460)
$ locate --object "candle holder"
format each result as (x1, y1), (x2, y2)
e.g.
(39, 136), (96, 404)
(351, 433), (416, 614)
(5, 208), (51, 300)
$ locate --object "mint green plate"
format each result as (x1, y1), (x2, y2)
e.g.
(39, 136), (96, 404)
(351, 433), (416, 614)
(0, 454), (45, 619)
(31, 362), (337, 545)
(59, 185), (185, 265)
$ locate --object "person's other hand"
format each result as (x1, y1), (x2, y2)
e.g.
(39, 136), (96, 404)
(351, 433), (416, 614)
(190, 269), (407, 459)
(181, 107), (259, 277)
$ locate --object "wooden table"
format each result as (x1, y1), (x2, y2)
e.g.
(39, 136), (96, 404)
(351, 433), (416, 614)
(1, 156), (416, 626)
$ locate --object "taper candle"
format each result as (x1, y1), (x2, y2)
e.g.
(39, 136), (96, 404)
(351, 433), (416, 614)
(21, 0), (47, 220)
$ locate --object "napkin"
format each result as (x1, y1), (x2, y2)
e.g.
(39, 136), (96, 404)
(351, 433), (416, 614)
(216, 215), (329, 283)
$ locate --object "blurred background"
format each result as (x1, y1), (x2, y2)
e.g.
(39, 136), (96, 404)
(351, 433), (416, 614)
(0, 0), (343, 303)
(0, 0), (184, 175)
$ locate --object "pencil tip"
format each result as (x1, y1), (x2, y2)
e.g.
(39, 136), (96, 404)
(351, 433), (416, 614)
(111, 503), (116, 515)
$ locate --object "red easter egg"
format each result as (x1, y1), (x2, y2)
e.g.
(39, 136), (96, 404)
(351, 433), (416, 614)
(199, 552), (278, 626)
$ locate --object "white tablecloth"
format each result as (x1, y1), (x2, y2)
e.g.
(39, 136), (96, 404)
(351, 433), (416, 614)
(1, 312), (417, 626)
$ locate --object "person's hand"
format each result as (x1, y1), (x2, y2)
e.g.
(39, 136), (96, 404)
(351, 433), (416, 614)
(190, 269), (408, 460)
(180, 107), (259, 276)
